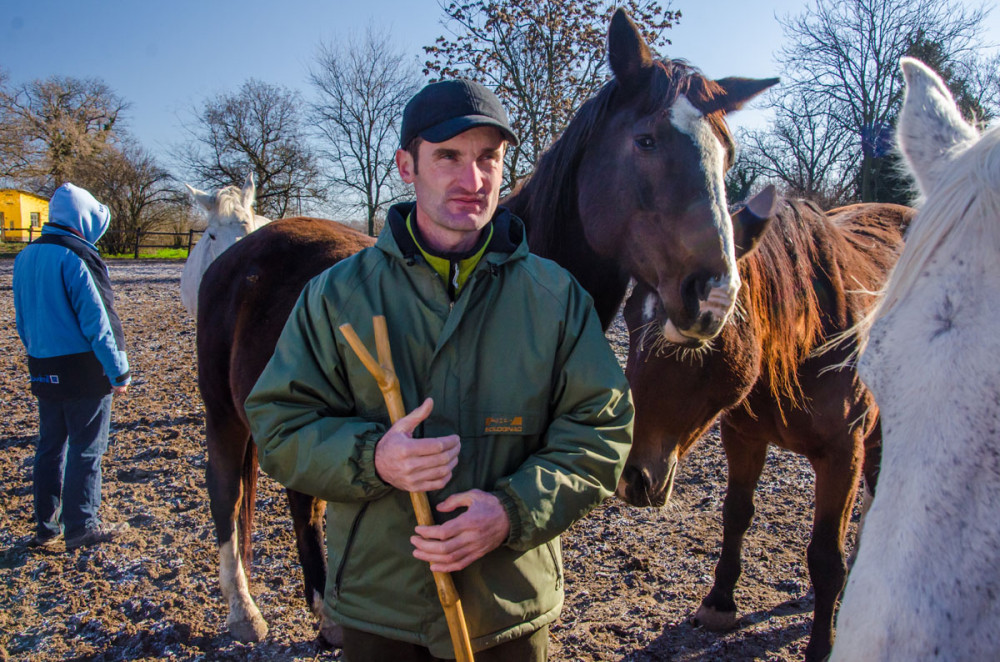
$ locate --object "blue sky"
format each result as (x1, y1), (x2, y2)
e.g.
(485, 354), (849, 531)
(3, 0), (998, 170)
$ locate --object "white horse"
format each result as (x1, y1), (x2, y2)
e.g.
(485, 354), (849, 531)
(831, 57), (1000, 661)
(180, 174), (271, 316)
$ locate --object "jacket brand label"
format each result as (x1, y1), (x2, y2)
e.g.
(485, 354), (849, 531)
(484, 416), (523, 433)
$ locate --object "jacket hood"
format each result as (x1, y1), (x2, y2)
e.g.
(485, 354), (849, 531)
(45, 183), (111, 244)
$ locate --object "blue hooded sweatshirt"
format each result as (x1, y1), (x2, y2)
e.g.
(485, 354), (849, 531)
(13, 183), (130, 399)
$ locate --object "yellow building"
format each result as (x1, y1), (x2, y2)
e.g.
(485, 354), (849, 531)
(0, 189), (49, 242)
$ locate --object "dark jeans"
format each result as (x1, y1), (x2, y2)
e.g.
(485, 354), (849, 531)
(34, 394), (113, 539)
(342, 624), (549, 662)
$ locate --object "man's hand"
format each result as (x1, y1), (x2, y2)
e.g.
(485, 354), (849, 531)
(113, 384), (129, 395)
(411, 489), (511, 572)
(375, 398), (460, 493)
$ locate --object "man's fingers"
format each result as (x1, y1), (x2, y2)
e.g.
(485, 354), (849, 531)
(435, 492), (472, 513)
(405, 455), (459, 491)
(411, 534), (480, 572)
(392, 397), (434, 435)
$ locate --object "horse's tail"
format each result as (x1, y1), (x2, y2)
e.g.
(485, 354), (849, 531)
(240, 440), (259, 574)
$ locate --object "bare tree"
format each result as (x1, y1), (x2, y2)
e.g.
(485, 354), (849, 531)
(309, 24), (421, 235)
(424, 0), (680, 190)
(73, 140), (177, 254)
(0, 69), (25, 183)
(965, 52), (1000, 123)
(0, 74), (128, 193)
(176, 79), (321, 219)
(776, 0), (989, 201)
(739, 94), (859, 208)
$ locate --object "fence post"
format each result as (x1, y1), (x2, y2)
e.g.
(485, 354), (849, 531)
(188, 229), (195, 255)
(133, 230), (140, 259)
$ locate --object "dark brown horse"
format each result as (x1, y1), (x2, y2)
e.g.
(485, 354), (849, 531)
(196, 7), (779, 646)
(619, 197), (913, 661)
(196, 217), (373, 643)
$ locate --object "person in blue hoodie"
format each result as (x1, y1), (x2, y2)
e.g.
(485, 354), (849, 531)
(13, 183), (131, 551)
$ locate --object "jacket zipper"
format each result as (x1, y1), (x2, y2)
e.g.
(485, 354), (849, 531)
(332, 502), (370, 598)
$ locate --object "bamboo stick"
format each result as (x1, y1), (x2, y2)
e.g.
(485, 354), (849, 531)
(339, 316), (476, 662)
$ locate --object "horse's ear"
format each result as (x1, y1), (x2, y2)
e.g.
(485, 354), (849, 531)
(185, 183), (214, 211)
(703, 77), (780, 115)
(897, 57), (978, 195)
(241, 173), (256, 210)
(732, 185), (777, 259)
(608, 8), (655, 96)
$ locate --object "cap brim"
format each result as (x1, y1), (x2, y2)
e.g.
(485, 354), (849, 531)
(420, 115), (520, 146)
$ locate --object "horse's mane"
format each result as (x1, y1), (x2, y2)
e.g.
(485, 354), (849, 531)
(877, 126), (1000, 320)
(740, 199), (824, 406)
(507, 59), (727, 256)
(741, 199), (901, 407)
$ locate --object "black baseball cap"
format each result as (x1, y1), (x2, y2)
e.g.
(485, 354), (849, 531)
(400, 79), (519, 149)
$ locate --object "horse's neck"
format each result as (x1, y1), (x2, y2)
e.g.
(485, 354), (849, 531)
(505, 177), (628, 328)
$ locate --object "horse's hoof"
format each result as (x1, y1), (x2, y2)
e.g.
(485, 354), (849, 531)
(693, 604), (738, 631)
(228, 616), (269, 642)
(318, 620), (344, 649)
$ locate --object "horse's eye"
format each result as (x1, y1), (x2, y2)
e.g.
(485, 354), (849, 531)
(635, 135), (656, 151)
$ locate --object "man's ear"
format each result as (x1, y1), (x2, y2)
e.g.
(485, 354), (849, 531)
(396, 148), (416, 184)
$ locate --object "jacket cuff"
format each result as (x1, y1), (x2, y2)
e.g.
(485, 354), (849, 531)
(493, 489), (523, 547)
(114, 371), (131, 386)
(357, 427), (391, 497)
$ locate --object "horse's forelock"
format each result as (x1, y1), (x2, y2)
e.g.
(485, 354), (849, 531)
(685, 74), (737, 168)
(211, 185), (254, 227)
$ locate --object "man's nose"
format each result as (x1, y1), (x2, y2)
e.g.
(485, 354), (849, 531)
(457, 161), (485, 191)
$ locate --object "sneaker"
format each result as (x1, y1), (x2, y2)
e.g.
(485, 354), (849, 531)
(27, 532), (61, 548)
(65, 522), (130, 551)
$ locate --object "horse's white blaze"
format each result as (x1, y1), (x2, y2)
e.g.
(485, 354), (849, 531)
(830, 57), (1000, 661)
(219, 531), (268, 641)
(670, 96), (741, 315)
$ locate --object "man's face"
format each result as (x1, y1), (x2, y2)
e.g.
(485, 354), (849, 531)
(396, 126), (506, 253)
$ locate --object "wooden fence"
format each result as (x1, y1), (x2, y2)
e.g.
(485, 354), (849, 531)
(1, 227), (204, 258)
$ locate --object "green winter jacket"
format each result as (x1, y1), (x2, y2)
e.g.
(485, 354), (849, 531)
(245, 202), (633, 657)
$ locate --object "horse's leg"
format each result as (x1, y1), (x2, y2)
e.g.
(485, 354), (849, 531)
(802, 436), (864, 662)
(205, 410), (268, 642)
(850, 422), (882, 566)
(286, 489), (342, 647)
(694, 423), (768, 630)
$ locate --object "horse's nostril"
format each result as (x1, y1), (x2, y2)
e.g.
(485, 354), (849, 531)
(681, 273), (712, 317)
(622, 464), (651, 495)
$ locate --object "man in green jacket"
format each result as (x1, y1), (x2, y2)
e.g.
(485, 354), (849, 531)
(245, 79), (633, 661)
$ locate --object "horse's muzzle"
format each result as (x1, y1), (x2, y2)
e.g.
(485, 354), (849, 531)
(616, 458), (677, 508)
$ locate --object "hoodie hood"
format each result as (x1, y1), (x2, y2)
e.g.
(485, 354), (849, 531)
(45, 183), (111, 245)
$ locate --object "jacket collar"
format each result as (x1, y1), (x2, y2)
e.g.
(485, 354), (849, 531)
(379, 202), (529, 266)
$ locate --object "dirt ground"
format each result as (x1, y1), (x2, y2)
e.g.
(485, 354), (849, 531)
(0, 259), (860, 661)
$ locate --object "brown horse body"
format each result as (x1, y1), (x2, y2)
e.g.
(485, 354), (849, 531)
(197, 217), (373, 642)
(195, 8), (782, 646)
(620, 199), (913, 661)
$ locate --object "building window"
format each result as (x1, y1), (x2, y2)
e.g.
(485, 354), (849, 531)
(30, 212), (40, 228)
